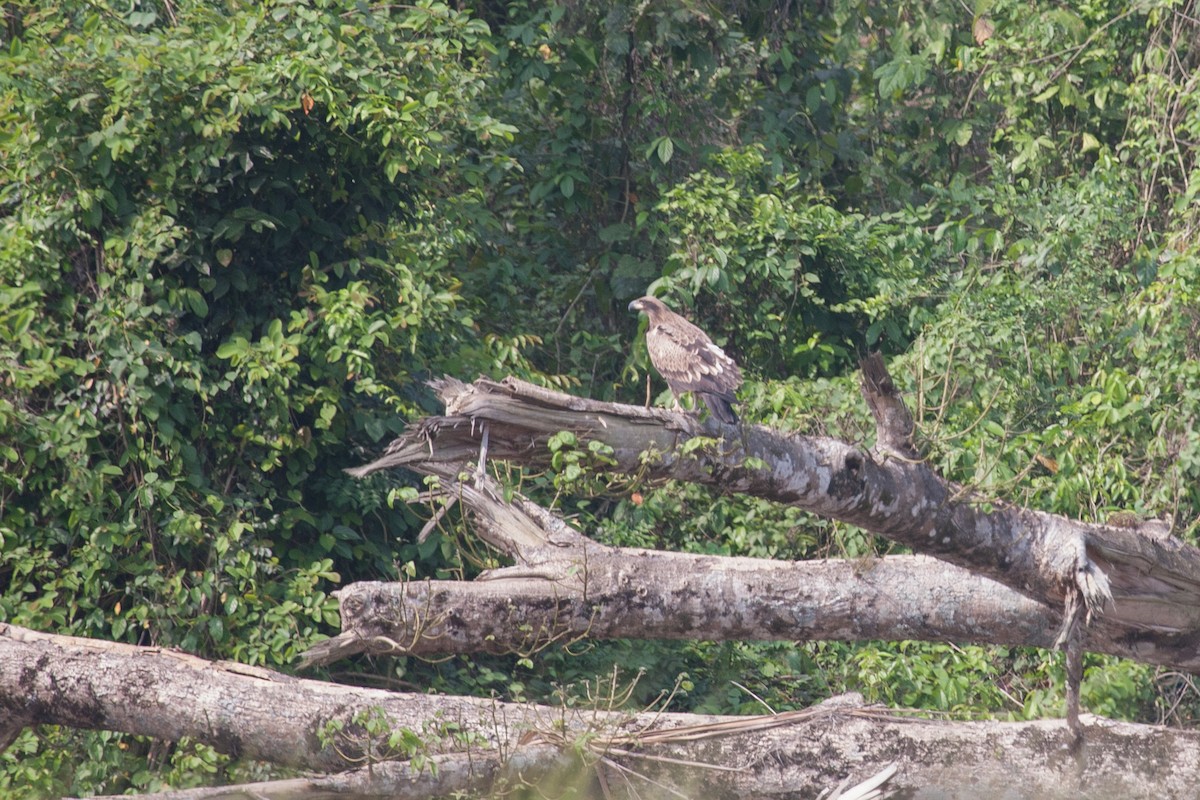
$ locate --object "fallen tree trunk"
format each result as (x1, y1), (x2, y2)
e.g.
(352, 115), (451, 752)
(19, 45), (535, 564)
(341, 373), (1200, 670)
(307, 463), (1198, 672)
(301, 552), (1057, 666)
(6, 623), (1200, 800)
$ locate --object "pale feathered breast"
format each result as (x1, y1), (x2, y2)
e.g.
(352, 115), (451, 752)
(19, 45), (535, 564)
(645, 316), (742, 400)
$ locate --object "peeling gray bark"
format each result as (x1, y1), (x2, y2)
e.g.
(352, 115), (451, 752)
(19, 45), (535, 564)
(344, 376), (1200, 669)
(8, 624), (1200, 800)
(302, 553), (1058, 666)
(307, 464), (1065, 667)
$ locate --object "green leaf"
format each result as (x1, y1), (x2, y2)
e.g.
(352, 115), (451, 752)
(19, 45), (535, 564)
(1032, 84), (1059, 104)
(599, 223), (631, 243)
(656, 136), (674, 164)
(215, 338), (248, 359)
(185, 290), (209, 318)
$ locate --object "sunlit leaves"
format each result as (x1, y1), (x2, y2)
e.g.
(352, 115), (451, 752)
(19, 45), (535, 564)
(5, 0), (1200, 793)
(0, 0), (501, 763)
(648, 146), (935, 377)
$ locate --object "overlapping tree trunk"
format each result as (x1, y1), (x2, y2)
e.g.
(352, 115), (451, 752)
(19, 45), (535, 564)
(324, 370), (1200, 672)
(10, 359), (1200, 798)
(6, 623), (1200, 800)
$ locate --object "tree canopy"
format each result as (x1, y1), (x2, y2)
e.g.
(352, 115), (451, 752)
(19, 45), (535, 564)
(2, 0), (1200, 795)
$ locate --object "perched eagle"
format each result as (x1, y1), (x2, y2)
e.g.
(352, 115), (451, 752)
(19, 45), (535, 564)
(629, 296), (743, 424)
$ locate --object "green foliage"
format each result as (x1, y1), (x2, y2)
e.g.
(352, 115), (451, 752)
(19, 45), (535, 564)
(836, 642), (1016, 713)
(0, 0), (502, 650)
(642, 147), (937, 377)
(0, 0), (508, 793)
(546, 430), (617, 496)
(318, 708), (429, 774)
(907, 178), (1200, 531)
(0, 729), (231, 797)
(5, 0), (1200, 793)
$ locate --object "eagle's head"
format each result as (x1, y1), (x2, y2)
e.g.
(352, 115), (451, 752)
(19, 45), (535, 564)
(628, 296), (666, 315)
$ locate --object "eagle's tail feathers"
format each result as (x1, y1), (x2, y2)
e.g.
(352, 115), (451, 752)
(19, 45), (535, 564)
(702, 394), (739, 425)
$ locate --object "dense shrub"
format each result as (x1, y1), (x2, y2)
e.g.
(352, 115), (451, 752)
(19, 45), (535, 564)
(3, 0), (1200, 793)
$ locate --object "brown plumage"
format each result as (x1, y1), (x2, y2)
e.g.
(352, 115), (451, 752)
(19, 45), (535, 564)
(629, 295), (743, 424)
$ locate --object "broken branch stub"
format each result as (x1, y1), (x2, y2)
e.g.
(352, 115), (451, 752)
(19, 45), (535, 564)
(859, 351), (919, 461)
(343, 374), (1200, 658)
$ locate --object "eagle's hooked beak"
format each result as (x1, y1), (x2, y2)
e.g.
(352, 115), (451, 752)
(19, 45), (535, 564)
(628, 299), (643, 312)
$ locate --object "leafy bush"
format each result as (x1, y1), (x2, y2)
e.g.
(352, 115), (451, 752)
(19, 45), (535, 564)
(5, 0), (1200, 793)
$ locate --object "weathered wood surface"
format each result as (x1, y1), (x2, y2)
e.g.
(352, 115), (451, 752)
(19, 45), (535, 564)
(302, 552), (1057, 665)
(342, 375), (1200, 670)
(8, 624), (1200, 800)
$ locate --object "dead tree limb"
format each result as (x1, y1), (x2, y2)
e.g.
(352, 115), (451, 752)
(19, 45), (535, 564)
(301, 552), (1057, 666)
(306, 464), (1062, 667)
(859, 351), (918, 461)
(343, 374), (1200, 671)
(8, 624), (1200, 800)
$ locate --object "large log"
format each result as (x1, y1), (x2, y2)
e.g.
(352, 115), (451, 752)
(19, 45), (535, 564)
(6, 624), (1200, 800)
(343, 375), (1200, 670)
(302, 552), (1057, 665)
(308, 464), (1200, 675)
(308, 459), (1063, 666)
